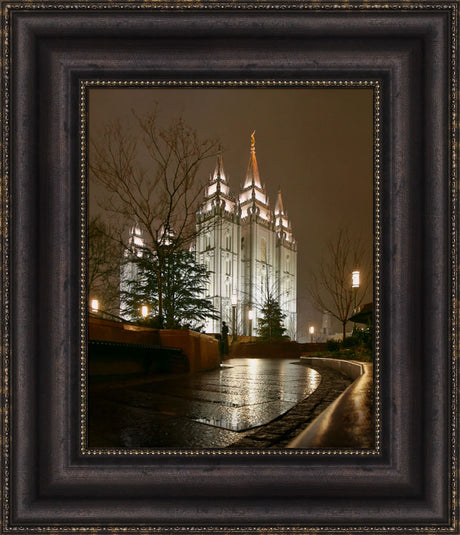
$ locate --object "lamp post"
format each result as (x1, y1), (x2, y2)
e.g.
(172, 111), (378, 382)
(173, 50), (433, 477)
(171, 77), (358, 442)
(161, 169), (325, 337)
(352, 270), (360, 313)
(352, 270), (360, 333)
(248, 309), (254, 341)
(90, 299), (99, 314)
(309, 325), (315, 343)
(231, 293), (238, 342)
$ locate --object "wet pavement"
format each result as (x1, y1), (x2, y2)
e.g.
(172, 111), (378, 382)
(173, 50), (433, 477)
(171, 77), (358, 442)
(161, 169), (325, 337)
(88, 358), (324, 449)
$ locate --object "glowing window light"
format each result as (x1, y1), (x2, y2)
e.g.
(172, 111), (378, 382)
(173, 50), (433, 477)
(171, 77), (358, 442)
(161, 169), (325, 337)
(90, 299), (99, 313)
(352, 271), (360, 288)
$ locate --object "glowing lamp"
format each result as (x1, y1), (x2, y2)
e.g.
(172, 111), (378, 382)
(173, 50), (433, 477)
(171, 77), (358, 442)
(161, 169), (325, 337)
(141, 305), (149, 318)
(352, 270), (360, 288)
(248, 309), (254, 321)
(90, 299), (99, 313)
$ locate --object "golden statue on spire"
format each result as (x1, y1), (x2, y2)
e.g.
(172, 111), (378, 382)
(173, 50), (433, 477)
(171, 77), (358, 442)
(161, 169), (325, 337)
(251, 130), (256, 150)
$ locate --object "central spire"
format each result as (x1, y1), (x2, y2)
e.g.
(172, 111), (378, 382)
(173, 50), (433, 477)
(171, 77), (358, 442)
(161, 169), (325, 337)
(244, 131), (262, 188)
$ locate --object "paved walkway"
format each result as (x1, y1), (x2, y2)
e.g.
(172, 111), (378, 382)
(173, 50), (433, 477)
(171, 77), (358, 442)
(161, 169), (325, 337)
(88, 358), (351, 449)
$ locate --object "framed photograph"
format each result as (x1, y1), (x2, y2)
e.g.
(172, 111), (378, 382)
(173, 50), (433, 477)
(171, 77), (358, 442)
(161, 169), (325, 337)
(86, 83), (376, 451)
(1, 1), (457, 532)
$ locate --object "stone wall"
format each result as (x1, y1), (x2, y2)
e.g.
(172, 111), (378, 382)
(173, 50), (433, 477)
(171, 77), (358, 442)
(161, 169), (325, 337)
(89, 316), (160, 345)
(159, 329), (220, 372)
(88, 317), (220, 374)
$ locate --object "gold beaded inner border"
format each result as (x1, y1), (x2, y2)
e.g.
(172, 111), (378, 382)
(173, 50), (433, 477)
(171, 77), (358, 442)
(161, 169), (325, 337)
(79, 79), (382, 457)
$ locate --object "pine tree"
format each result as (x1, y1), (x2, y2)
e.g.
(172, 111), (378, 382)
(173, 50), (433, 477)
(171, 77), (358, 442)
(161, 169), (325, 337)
(257, 295), (287, 343)
(121, 244), (218, 330)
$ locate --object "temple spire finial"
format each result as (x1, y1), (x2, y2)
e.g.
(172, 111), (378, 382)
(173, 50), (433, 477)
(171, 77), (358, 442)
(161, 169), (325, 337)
(212, 146), (226, 183)
(275, 188), (285, 215)
(251, 130), (256, 152)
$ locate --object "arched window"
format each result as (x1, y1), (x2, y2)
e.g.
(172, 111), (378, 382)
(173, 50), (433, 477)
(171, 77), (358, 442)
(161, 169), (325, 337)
(225, 258), (231, 275)
(225, 234), (231, 251)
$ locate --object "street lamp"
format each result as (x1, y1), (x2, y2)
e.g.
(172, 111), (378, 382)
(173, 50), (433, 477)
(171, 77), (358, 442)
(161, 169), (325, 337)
(352, 270), (360, 313)
(248, 309), (254, 341)
(309, 325), (315, 343)
(141, 305), (149, 318)
(90, 299), (99, 314)
(231, 292), (238, 342)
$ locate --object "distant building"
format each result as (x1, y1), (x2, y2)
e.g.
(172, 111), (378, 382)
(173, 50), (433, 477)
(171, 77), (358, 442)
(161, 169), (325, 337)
(195, 134), (297, 338)
(119, 223), (145, 320)
(319, 311), (331, 341)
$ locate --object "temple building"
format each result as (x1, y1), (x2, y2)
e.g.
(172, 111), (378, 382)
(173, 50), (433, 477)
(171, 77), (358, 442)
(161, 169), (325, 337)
(195, 133), (297, 339)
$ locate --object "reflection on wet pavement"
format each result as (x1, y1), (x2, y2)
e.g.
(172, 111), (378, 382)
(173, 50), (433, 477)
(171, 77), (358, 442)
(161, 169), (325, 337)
(89, 358), (321, 448)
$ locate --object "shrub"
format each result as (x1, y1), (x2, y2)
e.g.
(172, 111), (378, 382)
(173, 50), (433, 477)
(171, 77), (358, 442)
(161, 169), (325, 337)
(354, 326), (373, 351)
(342, 336), (359, 348)
(326, 339), (341, 352)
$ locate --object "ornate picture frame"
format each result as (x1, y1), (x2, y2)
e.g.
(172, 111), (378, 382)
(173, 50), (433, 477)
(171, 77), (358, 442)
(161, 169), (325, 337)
(1, 1), (457, 532)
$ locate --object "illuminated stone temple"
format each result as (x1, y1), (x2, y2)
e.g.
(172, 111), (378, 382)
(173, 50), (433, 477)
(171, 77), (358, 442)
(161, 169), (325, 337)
(195, 133), (297, 339)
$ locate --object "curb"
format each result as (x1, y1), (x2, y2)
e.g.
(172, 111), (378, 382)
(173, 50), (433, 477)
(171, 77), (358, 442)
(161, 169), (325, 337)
(287, 357), (373, 449)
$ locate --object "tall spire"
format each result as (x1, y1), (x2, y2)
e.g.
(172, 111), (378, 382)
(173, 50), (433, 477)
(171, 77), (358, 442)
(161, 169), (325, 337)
(274, 188), (285, 215)
(244, 131), (262, 188)
(213, 145), (227, 183)
(199, 148), (235, 215)
(274, 188), (294, 243)
(239, 132), (271, 221)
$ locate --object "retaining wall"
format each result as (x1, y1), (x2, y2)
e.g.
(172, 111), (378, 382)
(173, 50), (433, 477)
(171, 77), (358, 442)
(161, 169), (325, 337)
(89, 317), (160, 345)
(88, 317), (219, 374)
(159, 330), (220, 372)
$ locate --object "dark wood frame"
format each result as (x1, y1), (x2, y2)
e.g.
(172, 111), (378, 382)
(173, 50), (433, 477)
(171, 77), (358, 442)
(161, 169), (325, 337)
(1, 2), (457, 532)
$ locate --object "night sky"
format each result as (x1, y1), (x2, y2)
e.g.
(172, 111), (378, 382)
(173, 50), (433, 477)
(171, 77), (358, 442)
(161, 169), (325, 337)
(89, 88), (373, 341)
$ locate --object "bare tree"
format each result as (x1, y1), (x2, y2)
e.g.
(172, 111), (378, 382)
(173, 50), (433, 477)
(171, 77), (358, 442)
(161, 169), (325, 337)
(88, 216), (121, 315)
(309, 229), (372, 341)
(89, 107), (219, 321)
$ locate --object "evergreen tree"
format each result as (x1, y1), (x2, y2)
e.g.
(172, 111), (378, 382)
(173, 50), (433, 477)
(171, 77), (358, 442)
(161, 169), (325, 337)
(257, 295), (287, 342)
(121, 244), (218, 330)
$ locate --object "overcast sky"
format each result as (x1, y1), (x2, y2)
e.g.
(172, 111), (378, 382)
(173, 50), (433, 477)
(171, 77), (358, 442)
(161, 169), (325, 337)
(89, 88), (373, 341)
